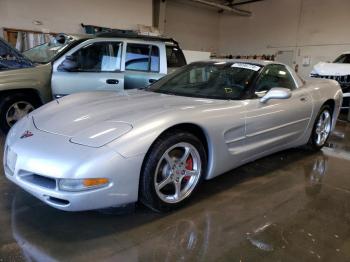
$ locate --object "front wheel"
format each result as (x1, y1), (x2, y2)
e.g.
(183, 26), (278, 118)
(308, 105), (332, 150)
(140, 130), (207, 212)
(0, 94), (38, 134)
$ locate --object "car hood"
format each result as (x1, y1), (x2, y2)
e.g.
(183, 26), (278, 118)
(33, 90), (221, 138)
(312, 61), (350, 76)
(0, 37), (33, 71)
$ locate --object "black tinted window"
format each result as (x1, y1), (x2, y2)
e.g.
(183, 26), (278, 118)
(67, 42), (122, 72)
(166, 45), (186, 68)
(334, 54), (350, 63)
(255, 64), (296, 94)
(125, 44), (160, 72)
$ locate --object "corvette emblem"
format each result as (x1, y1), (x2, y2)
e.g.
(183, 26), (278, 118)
(20, 130), (33, 139)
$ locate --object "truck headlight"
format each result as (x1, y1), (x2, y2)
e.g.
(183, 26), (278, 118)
(58, 178), (110, 192)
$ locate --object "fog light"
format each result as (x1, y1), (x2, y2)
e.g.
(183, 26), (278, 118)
(59, 178), (110, 192)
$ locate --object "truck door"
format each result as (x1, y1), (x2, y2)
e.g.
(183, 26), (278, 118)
(124, 42), (166, 89)
(51, 40), (124, 98)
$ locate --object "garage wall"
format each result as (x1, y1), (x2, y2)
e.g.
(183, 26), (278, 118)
(164, 0), (220, 53)
(0, 0), (153, 34)
(219, 0), (350, 78)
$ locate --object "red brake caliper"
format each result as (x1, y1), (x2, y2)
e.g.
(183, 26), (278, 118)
(184, 155), (193, 182)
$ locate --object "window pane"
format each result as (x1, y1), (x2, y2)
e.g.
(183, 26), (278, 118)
(166, 45), (186, 67)
(334, 54), (350, 63)
(151, 64), (255, 100)
(150, 46), (159, 72)
(255, 64), (295, 93)
(126, 44), (150, 71)
(101, 42), (122, 71)
(70, 42), (121, 72)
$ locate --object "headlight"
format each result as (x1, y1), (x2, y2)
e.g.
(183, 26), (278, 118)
(58, 178), (110, 192)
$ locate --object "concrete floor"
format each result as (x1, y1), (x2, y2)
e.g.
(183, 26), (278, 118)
(1, 121), (350, 262)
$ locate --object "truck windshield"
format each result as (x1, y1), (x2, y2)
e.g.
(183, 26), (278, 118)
(23, 37), (74, 64)
(0, 37), (33, 70)
(334, 54), (350, 63)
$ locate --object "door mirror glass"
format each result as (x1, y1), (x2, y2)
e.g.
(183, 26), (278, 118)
(58, 55), (78, 72)
(260, 87), (292, 103)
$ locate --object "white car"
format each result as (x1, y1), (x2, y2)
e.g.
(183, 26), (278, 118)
(311, 52), (350, 110)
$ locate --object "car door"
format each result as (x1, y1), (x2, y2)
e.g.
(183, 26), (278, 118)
(243, 64), (313, 160)
(51, 40), (124, 98)
(124, 42), (166, 89)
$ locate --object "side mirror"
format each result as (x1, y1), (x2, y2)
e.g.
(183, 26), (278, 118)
(58, 55), (78, 72)
(260, 87), (292, 103)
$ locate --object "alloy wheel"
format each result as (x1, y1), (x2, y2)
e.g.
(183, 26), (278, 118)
(315, 110), (331, 146)
(6, 101), (34, 127)
(154, 142), (202, 204)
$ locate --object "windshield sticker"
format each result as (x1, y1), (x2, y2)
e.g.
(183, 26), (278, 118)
(231, 63), (261, 71)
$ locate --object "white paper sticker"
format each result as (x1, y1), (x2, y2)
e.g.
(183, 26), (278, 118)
(231, 63), (261, 71)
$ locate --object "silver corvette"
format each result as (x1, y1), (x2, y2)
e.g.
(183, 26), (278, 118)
(3, 60), (343, 212)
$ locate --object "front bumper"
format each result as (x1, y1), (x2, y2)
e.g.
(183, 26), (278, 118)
(3, 117), (144, 211)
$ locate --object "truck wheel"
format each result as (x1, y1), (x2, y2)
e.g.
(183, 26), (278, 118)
(0, 94), (38, 134)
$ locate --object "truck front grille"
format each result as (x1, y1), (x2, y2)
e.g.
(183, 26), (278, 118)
(311, 74), (350, 93)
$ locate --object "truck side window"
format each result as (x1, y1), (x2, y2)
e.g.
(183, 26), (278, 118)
(125, 44), (160, 72)
(166, 45), (186, 68)
(150, 46), (160, 72)
(66, 42), (122, 72)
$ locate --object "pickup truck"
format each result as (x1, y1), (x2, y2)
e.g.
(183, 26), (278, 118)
(0, 31), (186, 133)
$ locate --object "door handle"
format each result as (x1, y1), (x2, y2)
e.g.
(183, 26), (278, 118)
(299, 96), (308, 102)
(148, 78), (157, 84)
(106, 79), (119, 84)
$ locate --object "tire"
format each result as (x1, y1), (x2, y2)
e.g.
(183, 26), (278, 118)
(0, 94), (39, 134)
(307, 105), (332, 151)
(140, 130), (207, 212)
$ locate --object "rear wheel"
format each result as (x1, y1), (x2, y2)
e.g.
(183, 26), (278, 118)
(308, 105), (332, 150)
(0, 94), (38, 134)
(140, 130), (207, 212)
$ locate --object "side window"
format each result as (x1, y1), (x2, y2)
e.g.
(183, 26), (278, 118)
(255, 64), (296, 95)
(125, 44), (160, 72)
(65, 42), (122, 72)
(150, 46), (160, 72)
(166, 45), (186, 68)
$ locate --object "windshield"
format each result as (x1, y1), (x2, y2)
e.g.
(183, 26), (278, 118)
(149, 62), (261, 100)
(334, 54), (350, 63)
(0, 37), (33, 70)
(23, 37), (74, 63)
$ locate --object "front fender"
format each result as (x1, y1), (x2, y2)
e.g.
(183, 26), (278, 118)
(106, 115), (196, 158)
(0, 64), (52, 102)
